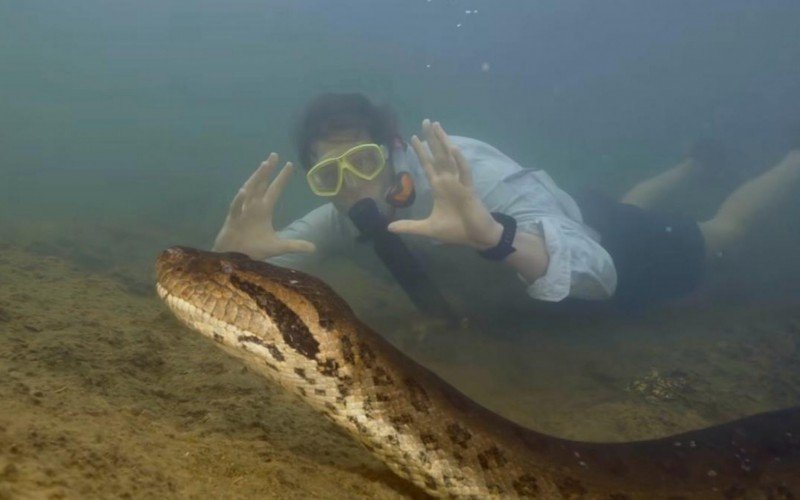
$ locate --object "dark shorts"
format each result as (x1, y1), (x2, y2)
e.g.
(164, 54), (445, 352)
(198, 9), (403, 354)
(573, 190), (706, 312)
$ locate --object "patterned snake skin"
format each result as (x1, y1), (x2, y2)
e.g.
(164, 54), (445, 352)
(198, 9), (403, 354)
(155, 247), (800, 498)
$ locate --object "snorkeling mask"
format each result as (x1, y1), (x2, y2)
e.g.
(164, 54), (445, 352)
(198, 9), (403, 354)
(306, 143), (387, 197)
(306, 141), (416, 210)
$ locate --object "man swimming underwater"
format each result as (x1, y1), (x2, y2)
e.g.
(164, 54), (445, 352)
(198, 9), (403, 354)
(212, 93), (800, 317)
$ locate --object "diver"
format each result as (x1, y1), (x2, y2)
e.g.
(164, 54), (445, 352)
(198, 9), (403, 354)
(212, 93), (800, 317)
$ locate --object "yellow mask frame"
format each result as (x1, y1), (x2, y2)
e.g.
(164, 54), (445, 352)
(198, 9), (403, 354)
(306, 143), (386, 197)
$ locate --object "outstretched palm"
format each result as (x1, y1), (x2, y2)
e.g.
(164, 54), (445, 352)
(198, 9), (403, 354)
(388, 120), (501, 250)
(214, 153), (315, 260)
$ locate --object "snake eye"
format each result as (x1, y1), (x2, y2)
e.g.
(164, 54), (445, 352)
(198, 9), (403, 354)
(220, 261), (234, 274)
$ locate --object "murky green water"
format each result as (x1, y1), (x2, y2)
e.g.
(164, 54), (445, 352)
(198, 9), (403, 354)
(1, 1), (800, 497)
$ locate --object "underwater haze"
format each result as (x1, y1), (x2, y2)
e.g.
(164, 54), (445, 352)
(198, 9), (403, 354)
(1, 1), (800, 498)
(3, 1), (800, 242)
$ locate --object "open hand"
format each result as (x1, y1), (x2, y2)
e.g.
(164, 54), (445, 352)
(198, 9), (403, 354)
(387, 120), (502, 250)
(213, 153), (315, 260)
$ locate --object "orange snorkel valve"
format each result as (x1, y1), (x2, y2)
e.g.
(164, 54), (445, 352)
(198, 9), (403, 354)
(385, 171), (416, 208)
(384, 137), (416, 209)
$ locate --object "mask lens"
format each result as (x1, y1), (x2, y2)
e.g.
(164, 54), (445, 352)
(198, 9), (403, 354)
(346, 146), (384, 177)
(308, 160), (341, 195)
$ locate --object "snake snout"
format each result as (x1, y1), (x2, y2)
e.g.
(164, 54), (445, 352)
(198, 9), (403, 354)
(156, 246), (196, 284)
(163, 246), (188, 258)
(157, 247), (186, 268)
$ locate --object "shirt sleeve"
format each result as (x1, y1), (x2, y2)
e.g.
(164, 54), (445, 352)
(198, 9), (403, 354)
(456, 137), (617, 301)
(267, 204), (356, 271)
(522, 216), (617, 301)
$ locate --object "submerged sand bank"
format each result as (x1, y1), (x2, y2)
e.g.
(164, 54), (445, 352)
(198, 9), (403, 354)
(1, 240), (799, 498)
(0, 245), (420, 499)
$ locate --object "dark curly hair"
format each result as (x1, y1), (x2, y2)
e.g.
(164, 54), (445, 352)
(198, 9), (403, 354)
(294, 93), (400, 170)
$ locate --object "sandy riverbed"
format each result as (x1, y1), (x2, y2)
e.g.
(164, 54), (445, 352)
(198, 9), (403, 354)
(1, 235), (799, 498)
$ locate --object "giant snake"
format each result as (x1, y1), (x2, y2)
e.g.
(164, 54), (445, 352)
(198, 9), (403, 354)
(155, 246), (800, 498)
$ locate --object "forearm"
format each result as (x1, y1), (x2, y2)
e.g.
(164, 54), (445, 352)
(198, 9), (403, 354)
(502, 231), (550, 283)
(474, 223), (550, 283)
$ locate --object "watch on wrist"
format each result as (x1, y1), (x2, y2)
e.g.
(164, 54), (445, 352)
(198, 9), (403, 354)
(478, 212), (517, 261)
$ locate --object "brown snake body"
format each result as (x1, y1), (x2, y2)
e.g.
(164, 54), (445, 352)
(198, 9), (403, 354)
(155, 247), (800, 498)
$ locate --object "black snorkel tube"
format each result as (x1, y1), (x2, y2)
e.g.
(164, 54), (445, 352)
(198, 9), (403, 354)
(348, 198), (459, 326)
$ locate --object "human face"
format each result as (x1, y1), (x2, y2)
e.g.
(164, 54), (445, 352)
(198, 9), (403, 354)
(310, 130), (393, 212)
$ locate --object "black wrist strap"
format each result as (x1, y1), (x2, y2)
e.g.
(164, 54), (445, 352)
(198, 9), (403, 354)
(478, 212), (517, 261)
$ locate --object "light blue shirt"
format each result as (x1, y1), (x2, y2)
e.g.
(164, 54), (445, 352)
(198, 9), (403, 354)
(270, 136), (617, 301)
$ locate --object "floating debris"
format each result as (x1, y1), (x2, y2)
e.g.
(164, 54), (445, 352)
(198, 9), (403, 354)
(626, 368), (692, 402)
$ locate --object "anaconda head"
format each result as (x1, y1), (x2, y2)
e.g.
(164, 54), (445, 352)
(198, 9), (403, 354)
(155, 246), (355, 366)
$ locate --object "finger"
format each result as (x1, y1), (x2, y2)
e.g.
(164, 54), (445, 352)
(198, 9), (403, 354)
(453, 148), (474, 188)
(254, 153), (282, 197)
(243, 153), (278, 196)
(278, 239), (316, 254)
(434, 121), (457, 152)
(422, 119), (443, 157)
(387, 218), (432, 237)
(429, 121), (458, 172)
(436, 122), (460, 172)
(228, 188), (246, 219)
(263, 162), (294, 211)
(422, 119), (450, 170)
(410, 135), (437, 181)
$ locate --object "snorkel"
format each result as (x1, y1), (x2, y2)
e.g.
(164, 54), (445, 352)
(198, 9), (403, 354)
(364, 139), (453, 324)
(347, 197), (458, 326)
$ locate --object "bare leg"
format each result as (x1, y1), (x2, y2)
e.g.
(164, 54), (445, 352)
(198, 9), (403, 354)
(700, 151), (800, 258)
(620, 160), (695, 209)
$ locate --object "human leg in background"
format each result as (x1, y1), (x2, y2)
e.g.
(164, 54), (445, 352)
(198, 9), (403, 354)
(699, 149), (800, 259)
(621, 140), (727, 209)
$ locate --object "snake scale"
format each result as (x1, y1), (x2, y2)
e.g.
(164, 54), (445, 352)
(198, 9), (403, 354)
(156, 247), (800, 498)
